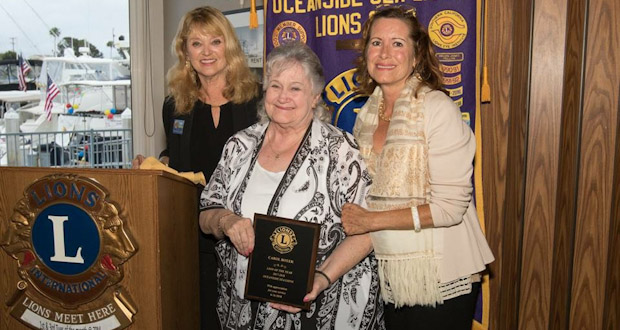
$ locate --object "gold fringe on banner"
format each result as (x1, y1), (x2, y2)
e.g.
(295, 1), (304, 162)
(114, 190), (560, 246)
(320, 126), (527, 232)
(249, 0), (258, 29)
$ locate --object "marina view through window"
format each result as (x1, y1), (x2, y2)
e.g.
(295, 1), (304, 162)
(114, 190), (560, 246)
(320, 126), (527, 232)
(0, 1), (131, 168)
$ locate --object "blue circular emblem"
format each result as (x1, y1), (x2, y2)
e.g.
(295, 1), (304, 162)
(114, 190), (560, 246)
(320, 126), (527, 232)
(330, 94), (368, 133)
(31, 203), (100, 275)
(441, 23), (454, 37)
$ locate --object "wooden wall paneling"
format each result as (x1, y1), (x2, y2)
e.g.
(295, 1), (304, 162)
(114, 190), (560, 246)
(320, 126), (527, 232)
(603, 88), (620, 330)
(548, 0), (587, 328)
(518, 0), (568, 328)
(491, 0), (535, 327)
(569, 0), (619, 327)
(480, 0), (514, 326)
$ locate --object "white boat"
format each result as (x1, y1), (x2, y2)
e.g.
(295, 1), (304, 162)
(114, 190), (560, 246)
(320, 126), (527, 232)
(0, 91), (41, 132)
(0, 58), (43, 92)
(0, 91), (41, 105)
(18, 49), (131, 133)
(0, 57), (42, 125)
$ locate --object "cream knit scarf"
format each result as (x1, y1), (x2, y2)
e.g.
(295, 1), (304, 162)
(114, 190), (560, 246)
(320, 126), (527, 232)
(353, 77), (443, 307)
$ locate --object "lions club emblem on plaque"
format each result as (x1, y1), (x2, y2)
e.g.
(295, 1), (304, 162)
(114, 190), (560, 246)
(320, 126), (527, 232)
(270, 226), (298, 254)
(1, 174), (138, 329)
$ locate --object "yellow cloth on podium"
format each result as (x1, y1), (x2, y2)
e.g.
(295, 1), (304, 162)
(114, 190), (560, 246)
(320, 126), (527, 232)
(138, 157), (206, 186)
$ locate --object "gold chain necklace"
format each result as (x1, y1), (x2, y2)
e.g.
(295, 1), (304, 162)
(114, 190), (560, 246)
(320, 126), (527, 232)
(267, 140), (282, 159)
(266, 130), (305, 160)
(378, 98), (391, 121)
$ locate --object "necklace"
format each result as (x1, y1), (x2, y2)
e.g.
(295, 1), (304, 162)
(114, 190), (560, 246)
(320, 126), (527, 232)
(378, 98), (391, 121)
(267, 140), (281, 159)
(266, 129), (305, 160)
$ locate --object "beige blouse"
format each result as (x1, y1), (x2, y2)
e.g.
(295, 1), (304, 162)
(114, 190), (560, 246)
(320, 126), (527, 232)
(421, 90), (494, 282)
(357, 85), (494, 284)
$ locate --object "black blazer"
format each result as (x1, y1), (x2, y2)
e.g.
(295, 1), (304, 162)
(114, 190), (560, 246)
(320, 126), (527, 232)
(159, 96), (259, 175)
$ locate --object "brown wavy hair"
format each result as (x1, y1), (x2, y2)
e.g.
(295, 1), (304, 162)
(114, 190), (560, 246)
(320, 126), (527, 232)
(354, 6), (446, 97)
(167, 6), (259, 115)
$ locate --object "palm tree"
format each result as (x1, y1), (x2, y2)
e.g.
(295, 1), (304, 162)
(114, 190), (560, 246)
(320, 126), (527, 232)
(49, 27), (61, 56)
(107, 40), (114, 58)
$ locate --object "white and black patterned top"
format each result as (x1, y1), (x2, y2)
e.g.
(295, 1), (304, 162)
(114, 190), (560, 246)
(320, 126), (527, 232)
(200, 118), (384, 330)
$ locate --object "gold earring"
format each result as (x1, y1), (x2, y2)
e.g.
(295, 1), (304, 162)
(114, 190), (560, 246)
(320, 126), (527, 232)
(185, 59), (191, 69)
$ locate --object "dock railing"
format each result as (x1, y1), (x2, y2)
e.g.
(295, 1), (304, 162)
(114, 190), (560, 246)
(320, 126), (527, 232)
(0, 128), (133, 168)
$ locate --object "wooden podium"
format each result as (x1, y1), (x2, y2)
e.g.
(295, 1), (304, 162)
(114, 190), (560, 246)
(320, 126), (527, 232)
(0, 167), (200, 329)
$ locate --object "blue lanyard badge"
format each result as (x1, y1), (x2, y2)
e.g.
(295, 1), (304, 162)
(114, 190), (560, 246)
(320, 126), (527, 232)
(173, 119), (185, 135)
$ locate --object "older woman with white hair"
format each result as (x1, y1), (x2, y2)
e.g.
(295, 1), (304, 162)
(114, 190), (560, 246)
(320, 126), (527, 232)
(199, 42), (384, 330)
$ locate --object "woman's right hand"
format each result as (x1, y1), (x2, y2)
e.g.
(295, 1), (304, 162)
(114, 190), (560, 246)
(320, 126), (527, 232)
(132, 155), (169, 169)
(220, 215), (255, 257)
(341, 203), (375, 235)
(131, 154), (146, 169)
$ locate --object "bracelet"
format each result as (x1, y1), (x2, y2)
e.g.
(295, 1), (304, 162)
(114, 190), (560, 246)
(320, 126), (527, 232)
(315, 270), (332, 286)
(412, 206), (422, 232)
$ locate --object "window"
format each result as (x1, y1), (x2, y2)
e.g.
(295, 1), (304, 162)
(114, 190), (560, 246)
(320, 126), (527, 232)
(0, 1), (132, 168)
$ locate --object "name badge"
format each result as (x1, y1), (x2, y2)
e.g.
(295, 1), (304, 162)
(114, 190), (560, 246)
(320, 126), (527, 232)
(173, 119), (184, 135)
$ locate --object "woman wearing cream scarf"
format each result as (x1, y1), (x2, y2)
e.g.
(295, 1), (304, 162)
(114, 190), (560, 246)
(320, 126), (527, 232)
(341, 7), (494, 329)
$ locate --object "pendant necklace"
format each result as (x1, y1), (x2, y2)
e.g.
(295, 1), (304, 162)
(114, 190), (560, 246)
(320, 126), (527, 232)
(267, 130), (304, 160)
(268, 141), (281, 159)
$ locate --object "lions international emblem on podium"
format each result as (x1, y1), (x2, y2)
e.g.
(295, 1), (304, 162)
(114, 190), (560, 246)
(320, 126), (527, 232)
(1, 174), (138, 329)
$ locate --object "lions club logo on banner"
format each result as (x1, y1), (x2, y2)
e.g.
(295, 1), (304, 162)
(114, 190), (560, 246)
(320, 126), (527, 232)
(1, 174), (137, 329)
(326, 69), (369, 133)
(272, 20), (307, 47)
(428, 10), (468, 49)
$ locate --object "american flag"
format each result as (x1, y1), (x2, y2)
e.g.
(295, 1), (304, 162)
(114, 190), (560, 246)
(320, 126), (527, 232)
(44, 74), (59, 121)
(17, 54), (32, 91)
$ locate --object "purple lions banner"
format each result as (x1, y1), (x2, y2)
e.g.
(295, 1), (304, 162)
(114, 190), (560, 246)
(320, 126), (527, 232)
(265, 1), (488, 328)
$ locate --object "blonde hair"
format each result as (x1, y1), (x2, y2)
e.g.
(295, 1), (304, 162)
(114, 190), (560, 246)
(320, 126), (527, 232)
(167, 6), (259, 115)
(355, 6), (446, 97)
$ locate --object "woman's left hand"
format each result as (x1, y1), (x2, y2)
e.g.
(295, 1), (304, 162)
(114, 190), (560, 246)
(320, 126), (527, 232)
(269, 303), (302, 314)
(269, 269), (332, 313)
(341, 203), (374, 235)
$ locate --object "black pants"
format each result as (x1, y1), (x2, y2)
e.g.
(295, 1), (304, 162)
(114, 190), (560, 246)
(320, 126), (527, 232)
(199, 234), (220, 330)
(384, 282), (481, 330)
